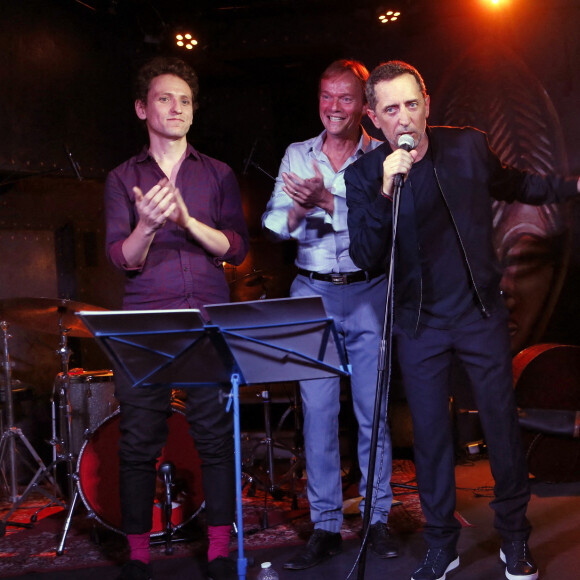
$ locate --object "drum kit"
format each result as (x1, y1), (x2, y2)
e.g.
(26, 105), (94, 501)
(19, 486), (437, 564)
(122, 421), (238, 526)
(0, 295), (309, 559)
(227, 269), (271, 303)
(0, 297), (204, 554)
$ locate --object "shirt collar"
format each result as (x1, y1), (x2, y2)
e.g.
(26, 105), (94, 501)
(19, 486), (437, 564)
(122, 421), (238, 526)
(310, 127), (375, 160)
(135, 142), (201, 164)
(359, 126), (375, 155)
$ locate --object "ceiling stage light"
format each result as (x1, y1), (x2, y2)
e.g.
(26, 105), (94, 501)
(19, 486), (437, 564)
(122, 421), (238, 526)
(481, 0), (513, 7)
(175, 32), (198, 50)
(378, 9), (401, 24)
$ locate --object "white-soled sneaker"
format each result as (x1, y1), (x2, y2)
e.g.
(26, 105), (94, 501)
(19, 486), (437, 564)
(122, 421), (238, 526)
(411, 547), (459, 580)
(500, 541), (539, 580)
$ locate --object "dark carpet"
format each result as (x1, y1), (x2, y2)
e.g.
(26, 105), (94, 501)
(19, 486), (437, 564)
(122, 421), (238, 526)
(0, 460), (429, 578)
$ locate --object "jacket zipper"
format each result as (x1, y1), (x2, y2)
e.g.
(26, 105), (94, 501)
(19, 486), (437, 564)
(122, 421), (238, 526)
(433, 167), (490, 318)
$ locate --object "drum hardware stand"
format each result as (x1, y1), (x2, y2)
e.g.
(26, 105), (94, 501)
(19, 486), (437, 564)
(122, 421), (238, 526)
(11, 312), (90, 555)
(54, 318), (77, 501)
(149, 461), (180, 555)
(242, 384), (306, 527)
(54, 318), (95, 555)
(160, 461), (176, 554)
(241, 386), (278, 530)
(57, 466), (112, 556)
(273, 382), (306, 510)
(53, 389), (84, 555)
(0, 321), (64, 535)
(150, 461), (203, 552)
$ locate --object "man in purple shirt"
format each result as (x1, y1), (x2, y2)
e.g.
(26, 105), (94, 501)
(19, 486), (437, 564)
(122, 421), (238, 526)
(104, 57), (249, 580)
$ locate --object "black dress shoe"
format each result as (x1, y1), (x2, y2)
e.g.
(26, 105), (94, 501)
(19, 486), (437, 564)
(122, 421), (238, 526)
(115, 560), (152, 580)
(283, 529), (342, 570)
(368, 522), (398, 558)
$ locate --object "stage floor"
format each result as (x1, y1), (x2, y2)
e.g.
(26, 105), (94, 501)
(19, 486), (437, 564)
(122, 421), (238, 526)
(2, 456), (580, 580)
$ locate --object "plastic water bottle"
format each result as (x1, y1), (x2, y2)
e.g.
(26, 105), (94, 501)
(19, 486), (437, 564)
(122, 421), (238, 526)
(257, 561), (279, 579)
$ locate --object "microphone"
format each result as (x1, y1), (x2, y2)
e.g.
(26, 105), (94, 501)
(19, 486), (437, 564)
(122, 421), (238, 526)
(65, 145), (83, 181)
(398, 134), (415, 152)
(394, 134), (415, 189)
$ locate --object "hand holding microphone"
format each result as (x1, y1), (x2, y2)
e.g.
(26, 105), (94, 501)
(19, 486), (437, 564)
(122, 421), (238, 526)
(382, 134), (416, 197)
(394, 134), (416, 188)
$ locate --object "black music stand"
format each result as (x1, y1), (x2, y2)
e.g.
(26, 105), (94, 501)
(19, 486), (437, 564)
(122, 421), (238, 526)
(78, 296), (349, 580)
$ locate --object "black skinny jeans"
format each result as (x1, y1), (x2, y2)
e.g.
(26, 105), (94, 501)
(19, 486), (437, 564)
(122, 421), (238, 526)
(117, 384), (235, 534)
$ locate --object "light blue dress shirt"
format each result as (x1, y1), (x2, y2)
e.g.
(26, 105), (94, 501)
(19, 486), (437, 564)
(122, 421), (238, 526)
(262, 128), (382, 273)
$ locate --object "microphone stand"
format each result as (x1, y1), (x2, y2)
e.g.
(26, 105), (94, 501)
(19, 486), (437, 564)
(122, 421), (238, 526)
(246, 161), (276, 182)
(357, 177), (404, 580)
(242, 139), (276, 181)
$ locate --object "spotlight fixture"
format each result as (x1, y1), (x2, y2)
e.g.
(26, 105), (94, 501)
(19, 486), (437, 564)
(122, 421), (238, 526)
(175, 33), (198, 50)
(378, 9), (401, 24)
(481, 0), (512, 7)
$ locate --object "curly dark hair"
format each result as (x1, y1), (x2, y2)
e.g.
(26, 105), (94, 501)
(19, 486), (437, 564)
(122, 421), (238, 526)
(134, 57), (199, 112)
(366, 61), (427, 111)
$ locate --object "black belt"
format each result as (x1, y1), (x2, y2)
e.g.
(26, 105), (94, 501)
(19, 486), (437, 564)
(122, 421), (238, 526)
(297, 268), (383, 285)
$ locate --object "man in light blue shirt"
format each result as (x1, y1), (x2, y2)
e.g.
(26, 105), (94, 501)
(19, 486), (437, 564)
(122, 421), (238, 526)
(262, 59), (397, 570)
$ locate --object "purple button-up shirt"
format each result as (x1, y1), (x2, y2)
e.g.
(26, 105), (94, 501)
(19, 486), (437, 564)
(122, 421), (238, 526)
(105, 144), (249, 315)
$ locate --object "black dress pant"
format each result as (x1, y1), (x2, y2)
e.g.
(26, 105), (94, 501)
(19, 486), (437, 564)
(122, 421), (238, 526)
(116, 382), (235, 535)
(394, 307), (531, 548)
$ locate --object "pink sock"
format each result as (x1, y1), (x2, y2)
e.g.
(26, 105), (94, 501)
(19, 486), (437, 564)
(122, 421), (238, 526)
(127, 533), (151, 564)
(207, 525), (231, 562)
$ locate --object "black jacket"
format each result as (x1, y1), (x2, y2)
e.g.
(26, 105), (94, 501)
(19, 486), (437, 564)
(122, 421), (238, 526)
(345, 125), (577, 335)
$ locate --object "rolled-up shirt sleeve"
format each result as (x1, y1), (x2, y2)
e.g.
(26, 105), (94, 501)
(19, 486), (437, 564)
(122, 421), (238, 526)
(262, 147), (297, 241)
(105, 170), (142, 272)
(213, 164), (249, 265)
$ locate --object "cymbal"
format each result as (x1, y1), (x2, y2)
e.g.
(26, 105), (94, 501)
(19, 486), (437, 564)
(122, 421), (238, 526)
(228, 270), (272, 288)
(228, 270), (272, 302)
(0, 297), (108, 338)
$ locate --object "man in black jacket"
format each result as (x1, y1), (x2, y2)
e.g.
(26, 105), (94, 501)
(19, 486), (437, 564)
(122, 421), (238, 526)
(345, 60), (580, 580)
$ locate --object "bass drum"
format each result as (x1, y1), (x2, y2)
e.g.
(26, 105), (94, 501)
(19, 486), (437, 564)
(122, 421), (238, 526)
(77, 403), (205, 536)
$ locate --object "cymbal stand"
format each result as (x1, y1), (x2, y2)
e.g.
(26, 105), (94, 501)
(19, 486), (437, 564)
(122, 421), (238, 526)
(56, 316), (86, 555)
(55, 315), (75, 500)
(0, 321), (63, 535)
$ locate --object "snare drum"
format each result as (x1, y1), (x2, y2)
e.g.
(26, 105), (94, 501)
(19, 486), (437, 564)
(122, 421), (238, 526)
(77, 403), (205, 536)
(55, 369), (118, 456)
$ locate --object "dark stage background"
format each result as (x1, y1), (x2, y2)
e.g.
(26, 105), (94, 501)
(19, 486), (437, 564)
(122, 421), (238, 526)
(0, 0), (579, 418)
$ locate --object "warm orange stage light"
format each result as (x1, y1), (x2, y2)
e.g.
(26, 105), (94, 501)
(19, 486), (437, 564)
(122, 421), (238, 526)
(482, 0), (512, 7)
